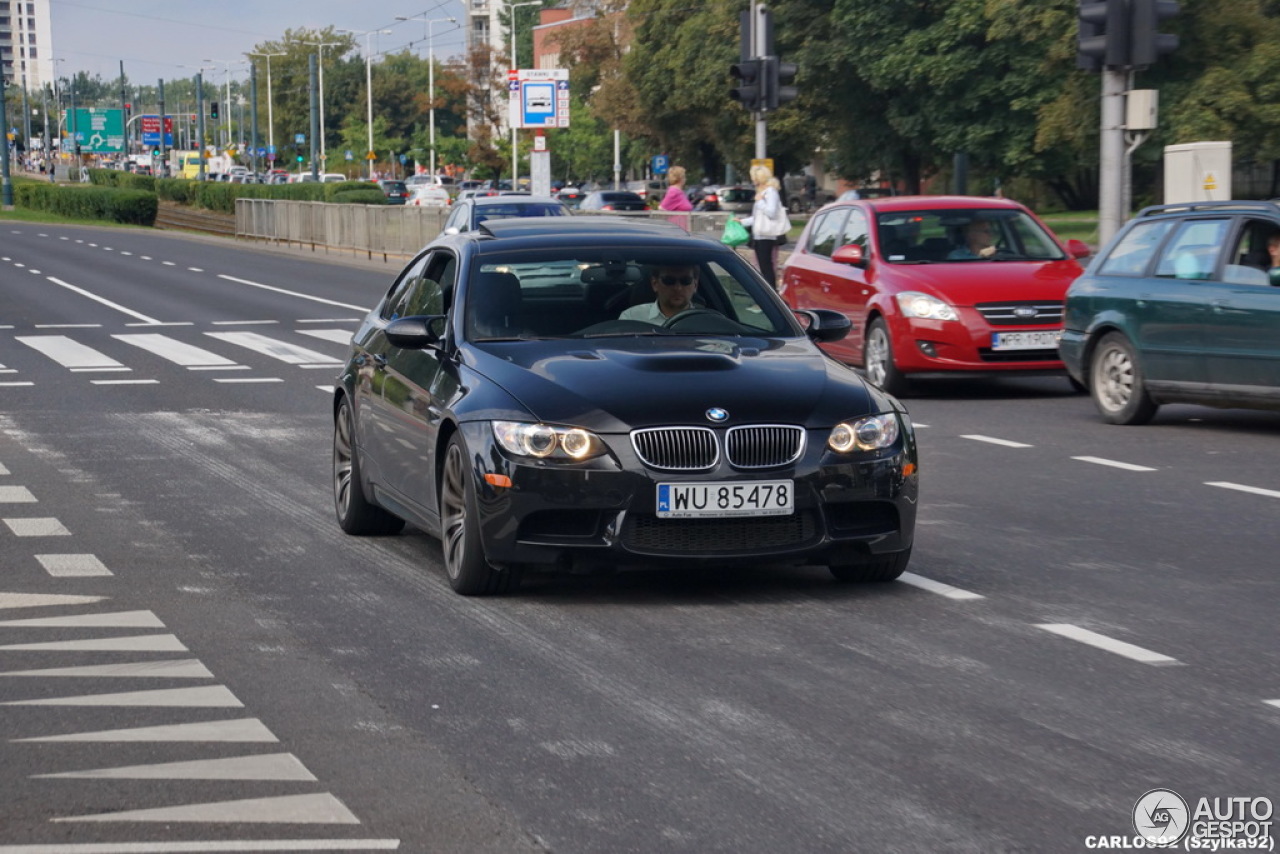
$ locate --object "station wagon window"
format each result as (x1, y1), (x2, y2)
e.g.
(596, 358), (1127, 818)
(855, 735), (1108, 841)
(807, 210), (848, 258)
(1097, 220), (1175, 276)
(1154, 219), (1230, 280)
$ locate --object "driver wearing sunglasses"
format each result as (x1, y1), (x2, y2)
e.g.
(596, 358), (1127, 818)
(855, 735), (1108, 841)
(619, 265), (701, 324)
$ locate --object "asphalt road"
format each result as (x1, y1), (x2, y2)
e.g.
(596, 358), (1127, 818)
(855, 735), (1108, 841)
(0, 222), (1276, 853)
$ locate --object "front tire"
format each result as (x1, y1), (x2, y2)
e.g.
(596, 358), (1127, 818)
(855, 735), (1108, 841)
(333, 398), (405, 535)
(1089, 332), (1157, 425)
(439, 435), (520, 595)
(829, 548), (911, 583)
(864, 318), (910, 397)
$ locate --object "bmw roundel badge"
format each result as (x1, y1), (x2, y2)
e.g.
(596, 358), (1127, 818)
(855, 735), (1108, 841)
(706, 407), (729, 423)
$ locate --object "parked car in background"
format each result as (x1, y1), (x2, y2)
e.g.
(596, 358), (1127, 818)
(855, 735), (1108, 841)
(407, 185), (452, 207)
(441, 195), (569, 233)
(688, 185), (721, 212)
(555, 186), (587, 209)
(716, 185), (756, 215)
(332, 217), (917, 595)
(379, 180), (410, 205)
(321, 173), (348, 183)
(779, 195), (1090, 396)
(579, 191), (648, 212)
(1060, 200), (1280, 424)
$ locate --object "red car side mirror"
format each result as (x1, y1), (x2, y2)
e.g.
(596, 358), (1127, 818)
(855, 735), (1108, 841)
(831, 244), (868, 268)
(1066, 239), (1092, 260)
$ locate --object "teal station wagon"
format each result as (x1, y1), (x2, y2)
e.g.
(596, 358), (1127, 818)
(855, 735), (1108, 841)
(1060, 201), (1280, 424)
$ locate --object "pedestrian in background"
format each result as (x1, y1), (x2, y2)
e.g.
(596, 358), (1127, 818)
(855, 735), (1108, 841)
(659, 165), (693, 230)
(740, 164), (789, 287)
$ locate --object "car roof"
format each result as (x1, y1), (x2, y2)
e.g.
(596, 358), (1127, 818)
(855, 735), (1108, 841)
(1135, 200), (1280, 219)
(472, 195), (564, 206)
(842, 195), (1029, 213)
(474, 217), (702, 242)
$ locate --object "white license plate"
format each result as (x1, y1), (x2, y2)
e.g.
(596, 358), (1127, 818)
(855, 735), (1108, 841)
(656, 481), (794, 519)
(991, 330), (1061, 351)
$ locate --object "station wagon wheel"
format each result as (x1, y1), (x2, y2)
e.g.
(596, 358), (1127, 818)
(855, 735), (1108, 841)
(863, 318), (910, 397)
(1089, 332), (1158, 425)
(439, 435), (519, 595)
(333, 398), (405, 535)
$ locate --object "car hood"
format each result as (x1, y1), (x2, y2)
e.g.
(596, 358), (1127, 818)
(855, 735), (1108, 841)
(882, 258), (1083, 306)
(464, 337), (882, 432)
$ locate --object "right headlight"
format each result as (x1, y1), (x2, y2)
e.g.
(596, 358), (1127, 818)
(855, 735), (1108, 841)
(895, 291), (959, 321)
(492, 421), (607, 461)
(827, 413), (900, 453)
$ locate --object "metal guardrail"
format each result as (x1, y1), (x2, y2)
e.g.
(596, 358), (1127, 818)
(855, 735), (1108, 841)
(234, 199), (736, 262)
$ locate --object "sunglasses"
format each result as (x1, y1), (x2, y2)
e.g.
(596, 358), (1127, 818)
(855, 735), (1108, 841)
(659, 275), (695, 286)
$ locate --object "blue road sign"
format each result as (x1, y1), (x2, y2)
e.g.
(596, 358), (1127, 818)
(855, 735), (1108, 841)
(652, 154), (670, 175)
(522, 81), (556, 128)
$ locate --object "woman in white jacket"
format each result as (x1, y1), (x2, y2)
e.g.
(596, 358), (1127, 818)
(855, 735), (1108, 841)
(739, 164), (788, 288)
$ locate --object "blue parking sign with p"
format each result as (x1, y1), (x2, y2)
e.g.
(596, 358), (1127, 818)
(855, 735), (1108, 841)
(652, 154), (670, 175)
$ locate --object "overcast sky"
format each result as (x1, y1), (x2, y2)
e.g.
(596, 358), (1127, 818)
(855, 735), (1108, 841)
(50, 0), (471, 83)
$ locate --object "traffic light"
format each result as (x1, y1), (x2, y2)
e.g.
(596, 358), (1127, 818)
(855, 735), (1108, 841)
(764, 57), (798, 110)
(1130, 0), (1179, 67)
(210, 101), (219, 120)
(1077, 0), (1129, 71)
(729, 60), (763, 112)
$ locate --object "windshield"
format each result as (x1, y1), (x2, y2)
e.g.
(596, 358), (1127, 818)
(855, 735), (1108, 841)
(464, 248), (802, 342)
(876, 208), (1066, 263)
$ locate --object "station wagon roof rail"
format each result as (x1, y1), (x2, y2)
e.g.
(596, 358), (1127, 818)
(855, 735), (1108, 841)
(1135, 200), (1280, 218)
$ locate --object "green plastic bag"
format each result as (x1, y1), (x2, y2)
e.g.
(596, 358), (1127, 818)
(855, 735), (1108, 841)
(721, 218), (750, 248)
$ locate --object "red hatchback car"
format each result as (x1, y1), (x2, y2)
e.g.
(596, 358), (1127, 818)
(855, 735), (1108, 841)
(779, 196), (1091, 395)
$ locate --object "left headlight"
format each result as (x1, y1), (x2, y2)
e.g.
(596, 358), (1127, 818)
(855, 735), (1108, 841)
(827, 413), (900, 453)
(896, 291), (958, 321)
(492, 421), (608, 461)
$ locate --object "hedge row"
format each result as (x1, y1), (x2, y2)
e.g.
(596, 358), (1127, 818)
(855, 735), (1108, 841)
(150, 177), (388, 213)
(88, 169), (156, 192)
(15, 182), (158, 226)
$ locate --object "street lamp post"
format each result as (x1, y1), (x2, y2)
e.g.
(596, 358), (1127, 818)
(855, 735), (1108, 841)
(202, 59), (243, 148)
(396, 15), (456, 177)
(509, 0), (540, 187)
(246, 52), (286, 157)
(298, 41), (340, 170)
(338, 28), (392, 180)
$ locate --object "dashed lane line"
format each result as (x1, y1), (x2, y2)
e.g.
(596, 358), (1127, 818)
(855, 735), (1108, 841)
(1206, 481), (1280, 500)
(1072, 456), (1157, 472)
(1036, 623), (1181, 666)
(960, 434), (1033, 448)
(0, 841), (400, 852)
(898, 572), (984, 600)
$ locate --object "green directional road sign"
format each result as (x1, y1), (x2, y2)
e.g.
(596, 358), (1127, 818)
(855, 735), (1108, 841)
(64, 108), (125, 153)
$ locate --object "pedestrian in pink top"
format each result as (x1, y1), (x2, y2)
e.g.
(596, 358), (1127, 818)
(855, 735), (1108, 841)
(659, 165), (693, 229)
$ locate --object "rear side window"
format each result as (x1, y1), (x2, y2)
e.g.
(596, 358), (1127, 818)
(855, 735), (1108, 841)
(840, 209), (870, 255)
(806, 210), (848, 258)
(1097, 220), (1175, 276)
(1154, 219), (1229, 280)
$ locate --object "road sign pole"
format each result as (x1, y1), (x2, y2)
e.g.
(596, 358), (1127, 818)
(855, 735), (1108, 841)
(1, 77), (13, 206)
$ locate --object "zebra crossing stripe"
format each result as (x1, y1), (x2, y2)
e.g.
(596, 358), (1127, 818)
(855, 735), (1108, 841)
(0, 592), (107, 609)
(2, 685), (242, 707)
(0, 609), (162, 628)
(0, 840), (400, 851)
(34, 752), (318, 781)
(0, 634), (187, 652)
(0, 659), (213, 678)
(16, 336), (129, 371)
(15, 717), (279, 742)
(113, 334), (240, 368)
(53, 792), (361, 824)
(34, 553), (113, 577)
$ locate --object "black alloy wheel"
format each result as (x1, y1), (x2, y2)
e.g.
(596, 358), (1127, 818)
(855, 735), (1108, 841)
(333, 398), (405, 535)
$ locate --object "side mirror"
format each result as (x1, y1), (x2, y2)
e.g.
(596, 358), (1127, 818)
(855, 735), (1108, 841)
(1066, 239), (1092, 260)
(798, 309), (852, 343)
(830, 244), (867, 268)
(443, 226), (461, 236)
(385, 315), (446, 350)
(1270, 267), (1280, 288)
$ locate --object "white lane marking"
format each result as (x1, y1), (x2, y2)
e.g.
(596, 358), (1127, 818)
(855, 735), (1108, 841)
(214, 377), (284, 384)
(3, 517), (71, 536)
(0, 382), (34, 387)
(36, 752), (318, 781)
(14, 262), (24, 268)
(298, 317), (362, 323)
(0, 592), (107, 609)
(297, 329), (354, 345)
(205, 331), (338, 365)
(72, 367), (132, 373)
(0, 840), (400, 851)
(218, 274), (370, 311)
(316, 385), (334, 393)
(298, 363), (344, 370)
(16, 336), (127, 370)
(0, 463), (8, 474)
(140, 255), (152, 260)
(0, 485), (37, 503)
(188, 267), (203, 272)
(189, 365), (251, 371)
(3, 685), (242, 707)
(0, 659), (213, 678)
(162, 261), (176, 266)
(899, 572), (984, 600)
(34, 324), (102, 328)
(35, 554), (113, 577)
(212, 320), (278, 326)
(28, 269), (41, 274)
(91, 379), (159, 385)
(1206, 481), (1280, 500)
(114, 333), (240, 367)
(1266, 700), (1280, 710)
(1036, 623), (1180, 665)
(961, 434), (1033, 448)
(120, 251), (133, 256)
(1073, 456), (1157, 472)
(125, 321), (192, 327)
(16, 717), (278, 743)
(44, 277), (163, 323)
(54, 792), (361, 824)
(0, 634), (187, 652)
(0, 609), (160, 628)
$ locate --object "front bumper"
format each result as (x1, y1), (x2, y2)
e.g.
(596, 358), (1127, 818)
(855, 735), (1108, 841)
(460, 422), (918, 571)
(889, 311), (1065, 374)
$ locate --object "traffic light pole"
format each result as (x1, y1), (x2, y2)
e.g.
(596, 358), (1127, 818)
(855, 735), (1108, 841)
(752, 2), (766, 161)
(1098, 68), (1126, 248)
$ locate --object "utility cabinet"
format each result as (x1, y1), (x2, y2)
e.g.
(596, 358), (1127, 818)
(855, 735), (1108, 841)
(1163, 141), (1232, 203)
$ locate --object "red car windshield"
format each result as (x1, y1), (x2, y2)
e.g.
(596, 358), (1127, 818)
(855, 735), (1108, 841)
(876, 209), (1066, 263)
